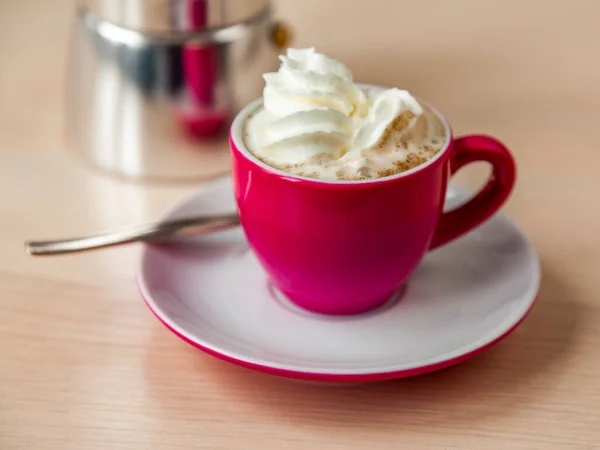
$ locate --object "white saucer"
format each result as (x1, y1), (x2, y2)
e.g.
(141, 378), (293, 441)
(137, 177), (540, 382)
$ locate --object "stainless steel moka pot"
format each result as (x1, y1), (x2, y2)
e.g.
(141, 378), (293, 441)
(68, 0), (289, 181)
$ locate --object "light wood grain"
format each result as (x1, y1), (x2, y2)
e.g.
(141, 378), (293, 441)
(2, 1), (600, 448)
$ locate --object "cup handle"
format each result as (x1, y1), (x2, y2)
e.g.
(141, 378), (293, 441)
(429, 135), (516, 250)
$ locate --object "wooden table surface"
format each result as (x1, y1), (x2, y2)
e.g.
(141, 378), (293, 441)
(2, 1), (600, 448)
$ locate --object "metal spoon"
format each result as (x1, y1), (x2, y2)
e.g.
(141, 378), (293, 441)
(24, 215), (240, 256)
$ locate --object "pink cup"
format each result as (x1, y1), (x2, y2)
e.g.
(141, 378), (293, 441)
(230, 97), (516, 315)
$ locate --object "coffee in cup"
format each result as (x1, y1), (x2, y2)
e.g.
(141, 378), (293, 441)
(230, 48), (516, 315)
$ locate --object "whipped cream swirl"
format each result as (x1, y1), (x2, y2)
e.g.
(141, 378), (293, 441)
(245, 48), (424, 168)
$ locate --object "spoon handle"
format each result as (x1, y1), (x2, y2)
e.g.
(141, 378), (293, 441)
(24, 215), (240, 256)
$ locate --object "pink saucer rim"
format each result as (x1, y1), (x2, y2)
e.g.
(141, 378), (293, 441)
(138, 276), (538, 382)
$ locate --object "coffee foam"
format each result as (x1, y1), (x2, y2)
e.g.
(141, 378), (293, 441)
(244, 103), (446, 181)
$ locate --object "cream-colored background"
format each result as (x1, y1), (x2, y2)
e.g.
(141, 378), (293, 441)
(2, 1), (600, 448)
